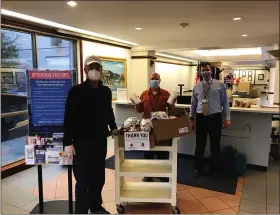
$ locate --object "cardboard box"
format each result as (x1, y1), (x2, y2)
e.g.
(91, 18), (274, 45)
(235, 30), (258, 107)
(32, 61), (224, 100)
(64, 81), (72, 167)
(152, 110), (193, 141)
(118, 133), (155, 148)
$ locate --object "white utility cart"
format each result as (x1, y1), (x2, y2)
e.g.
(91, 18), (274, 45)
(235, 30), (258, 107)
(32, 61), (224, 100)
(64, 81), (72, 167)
(114, 136), (181, 214)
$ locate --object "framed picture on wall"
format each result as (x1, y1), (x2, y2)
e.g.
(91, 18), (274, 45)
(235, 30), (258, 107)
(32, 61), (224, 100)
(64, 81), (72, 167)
(240, 70), (247, 81)
(233, 70), (240, 79)
(239, 70), (255, 84)
(258, 74), (264, 80)
(247, 70), (255, 84)
(254, 70), (268, 85)
(99, 56), (127, 100)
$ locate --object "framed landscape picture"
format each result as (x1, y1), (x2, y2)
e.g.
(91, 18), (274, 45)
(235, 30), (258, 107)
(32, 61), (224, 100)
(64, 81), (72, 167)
(99, 56), (127, 100)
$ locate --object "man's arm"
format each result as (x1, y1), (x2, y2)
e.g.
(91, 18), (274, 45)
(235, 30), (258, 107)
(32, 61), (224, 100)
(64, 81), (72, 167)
(63, 88), (75, 148)
(135, 93), (144, 113)
(220, 83), (230, 121)
(189, 87), (198, 120)
(108, 89), (118, 131)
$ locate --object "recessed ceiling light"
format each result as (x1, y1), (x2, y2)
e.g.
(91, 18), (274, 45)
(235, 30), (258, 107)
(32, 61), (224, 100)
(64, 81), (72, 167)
(242, 34), (248, 37)
(135, 28), (142, 30)
(67, 1), (77, 7)
(233, 17), (242, 21)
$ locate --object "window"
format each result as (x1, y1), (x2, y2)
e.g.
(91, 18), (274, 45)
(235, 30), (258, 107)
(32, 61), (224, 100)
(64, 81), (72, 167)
(1, 28), (77, 167)
(36, 35), (75, 70)
(1, 29), (32, 166)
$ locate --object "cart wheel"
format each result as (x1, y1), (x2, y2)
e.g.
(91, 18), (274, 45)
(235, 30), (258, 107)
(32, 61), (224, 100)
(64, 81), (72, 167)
(117, 204), (125, 214)
(172, 206), (180, 214)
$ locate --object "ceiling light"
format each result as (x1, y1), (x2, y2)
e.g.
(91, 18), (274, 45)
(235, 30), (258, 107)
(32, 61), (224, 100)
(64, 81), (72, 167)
(67, 1), (77, 7)
(233, 17), (241, 21)
(242, 34), (248, 37)
(156, 53), (197, 62)
(192, 47), (261, 57)
(1, 9), (139, 46)
(135, 28), (142, 30)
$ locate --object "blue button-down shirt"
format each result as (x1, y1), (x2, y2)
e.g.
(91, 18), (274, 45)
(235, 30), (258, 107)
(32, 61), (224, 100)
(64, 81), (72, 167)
(190, 78), (230, 120)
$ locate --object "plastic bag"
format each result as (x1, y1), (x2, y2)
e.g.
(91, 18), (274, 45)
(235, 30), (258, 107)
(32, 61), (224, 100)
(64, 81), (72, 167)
(123, 117), (140, 132)
(150, 111), (169, 120)
(140, 119), (153, 132)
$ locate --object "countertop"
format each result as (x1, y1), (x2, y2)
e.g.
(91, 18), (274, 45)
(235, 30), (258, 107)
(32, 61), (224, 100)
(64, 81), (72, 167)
(113, 101), (280, 114)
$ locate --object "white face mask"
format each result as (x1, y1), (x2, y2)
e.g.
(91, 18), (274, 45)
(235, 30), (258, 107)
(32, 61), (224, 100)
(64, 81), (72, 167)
(88, 69), (101, 81)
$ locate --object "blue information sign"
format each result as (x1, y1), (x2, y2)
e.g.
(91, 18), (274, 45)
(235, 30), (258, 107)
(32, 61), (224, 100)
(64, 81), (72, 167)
(27, 70), (72, 127)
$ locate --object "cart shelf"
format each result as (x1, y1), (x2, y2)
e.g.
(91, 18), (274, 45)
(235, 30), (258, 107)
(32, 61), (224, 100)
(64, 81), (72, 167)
(119, 159), (172, 177)
(114, 136), (180, 214)
(120, 182), (172, 203)
(119, 146), (173, 152)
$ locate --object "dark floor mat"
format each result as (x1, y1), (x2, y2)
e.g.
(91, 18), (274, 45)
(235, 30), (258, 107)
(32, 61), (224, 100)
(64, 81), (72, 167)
(105, 151), (238, 194)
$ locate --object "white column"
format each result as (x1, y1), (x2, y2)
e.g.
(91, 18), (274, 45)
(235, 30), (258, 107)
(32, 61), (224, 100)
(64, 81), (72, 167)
(131, 50), (156, 96)
(268, 68), (276, 106)
(274, 60), (279, 104)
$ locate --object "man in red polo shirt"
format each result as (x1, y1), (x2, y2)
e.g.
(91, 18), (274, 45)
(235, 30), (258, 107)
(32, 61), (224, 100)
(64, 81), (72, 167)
(136, 72), (172, 182)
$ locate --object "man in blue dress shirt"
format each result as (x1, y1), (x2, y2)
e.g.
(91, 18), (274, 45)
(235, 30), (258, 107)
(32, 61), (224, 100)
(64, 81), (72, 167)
(190, 62), (231, 177)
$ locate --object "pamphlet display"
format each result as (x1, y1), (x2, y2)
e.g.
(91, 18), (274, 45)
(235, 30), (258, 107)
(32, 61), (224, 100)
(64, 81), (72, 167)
(25, 70), (73, 165)
(25, 133), (73, 165)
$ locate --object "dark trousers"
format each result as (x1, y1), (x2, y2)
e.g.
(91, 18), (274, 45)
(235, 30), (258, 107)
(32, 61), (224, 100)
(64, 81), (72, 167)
(73, 138), (107, 214)
(194, 113), (222, 171)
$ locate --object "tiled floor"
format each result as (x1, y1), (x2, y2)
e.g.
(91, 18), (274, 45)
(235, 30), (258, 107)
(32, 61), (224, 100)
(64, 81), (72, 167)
(239, 162), (280, 214)
(1, 136), (26, 165)
(1, 138), (279, 214)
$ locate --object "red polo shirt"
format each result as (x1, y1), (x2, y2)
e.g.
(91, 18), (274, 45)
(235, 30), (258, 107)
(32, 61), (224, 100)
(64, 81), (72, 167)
(138, 88), (170, 119)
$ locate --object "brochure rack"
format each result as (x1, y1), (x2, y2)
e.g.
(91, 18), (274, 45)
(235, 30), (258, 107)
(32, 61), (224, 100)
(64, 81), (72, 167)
(114, 136), (180, 214)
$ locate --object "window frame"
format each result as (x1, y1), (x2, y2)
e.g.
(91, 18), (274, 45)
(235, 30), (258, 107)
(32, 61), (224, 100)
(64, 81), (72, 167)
(1, 25), (79, 174)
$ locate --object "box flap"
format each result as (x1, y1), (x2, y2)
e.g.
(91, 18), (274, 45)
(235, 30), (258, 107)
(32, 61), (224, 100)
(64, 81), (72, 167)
(152, 114), (193, 141)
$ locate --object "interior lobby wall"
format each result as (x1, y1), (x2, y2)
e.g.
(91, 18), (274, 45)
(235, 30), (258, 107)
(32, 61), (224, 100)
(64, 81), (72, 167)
(82, 40), (133, 96)
(131, 59), (150, 96)
(155, 62), (196, 93)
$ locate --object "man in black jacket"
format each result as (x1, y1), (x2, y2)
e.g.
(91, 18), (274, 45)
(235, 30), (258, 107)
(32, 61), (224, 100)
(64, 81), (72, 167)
(63, 55), (117, 214)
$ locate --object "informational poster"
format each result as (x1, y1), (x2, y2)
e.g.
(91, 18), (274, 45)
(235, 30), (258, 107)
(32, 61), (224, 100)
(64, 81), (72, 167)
(27, 70), (72, 126)
(25, 70), (73, 165)
(124, 132), (150, 151)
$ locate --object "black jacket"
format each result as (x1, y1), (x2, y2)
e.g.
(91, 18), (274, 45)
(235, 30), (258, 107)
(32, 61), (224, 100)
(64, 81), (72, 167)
(63, 79), (117, 147)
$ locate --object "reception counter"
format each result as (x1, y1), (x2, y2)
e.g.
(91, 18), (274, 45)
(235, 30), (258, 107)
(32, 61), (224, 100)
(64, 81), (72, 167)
(113, 101), (280, 169)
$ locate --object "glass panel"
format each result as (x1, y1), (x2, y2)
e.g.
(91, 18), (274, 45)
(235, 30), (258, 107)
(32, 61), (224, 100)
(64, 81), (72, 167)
(1, 29), (33, 166)
(36, 35), (75, 71)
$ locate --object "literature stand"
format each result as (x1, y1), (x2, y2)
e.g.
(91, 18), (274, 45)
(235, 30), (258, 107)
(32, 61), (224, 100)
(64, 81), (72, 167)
(30, 165), (74, 214)
(26, 69), (75, 213)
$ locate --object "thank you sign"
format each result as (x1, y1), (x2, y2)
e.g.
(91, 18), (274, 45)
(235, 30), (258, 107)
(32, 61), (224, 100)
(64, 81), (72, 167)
(124, 132), (150, 151)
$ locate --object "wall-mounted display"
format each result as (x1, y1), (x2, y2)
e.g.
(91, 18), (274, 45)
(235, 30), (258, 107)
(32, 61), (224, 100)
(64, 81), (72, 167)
(235, 70), (255, 84)
(254, 70), (268, 85)
(100, 57), (127, 100)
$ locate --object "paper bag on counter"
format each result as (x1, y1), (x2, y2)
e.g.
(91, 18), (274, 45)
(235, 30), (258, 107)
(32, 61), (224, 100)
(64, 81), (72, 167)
(130, 93), (141, 105)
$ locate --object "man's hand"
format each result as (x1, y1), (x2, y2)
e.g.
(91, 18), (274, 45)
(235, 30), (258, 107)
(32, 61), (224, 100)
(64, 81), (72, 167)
(112, 129), (120, 137)
(65, 145), (75, 155)
(190, 119), (196, 131)
(224, 120), (231, 128)
(135, 101), (143, 112)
